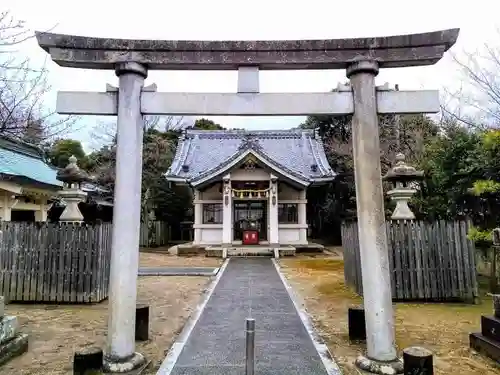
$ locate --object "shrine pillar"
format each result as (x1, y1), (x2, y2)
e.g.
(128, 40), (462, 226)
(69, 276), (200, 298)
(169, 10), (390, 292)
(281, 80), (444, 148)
(298, 189), (307, 244)
(193, 190), (202, 244)
(268, 174), (279, 246)
(222, 174), (232, 246)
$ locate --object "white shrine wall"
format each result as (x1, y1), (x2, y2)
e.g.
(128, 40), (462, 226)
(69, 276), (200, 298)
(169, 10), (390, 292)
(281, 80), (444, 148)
(193, 183), (223, 244)
(278, 183), (308, 245)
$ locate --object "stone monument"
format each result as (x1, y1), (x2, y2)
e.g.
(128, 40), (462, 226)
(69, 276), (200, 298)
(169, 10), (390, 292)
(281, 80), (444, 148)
(470, 228), (500, 361)
(36, 28), (459, 373)
(0, 296), (29, 366)
(470, 295), (500, 362)
(57, 155), (89, 223)
(383, 153), (424, 220)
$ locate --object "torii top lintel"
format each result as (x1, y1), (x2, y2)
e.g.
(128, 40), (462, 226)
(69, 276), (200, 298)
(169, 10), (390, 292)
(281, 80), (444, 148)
(35, 28), (459, 71)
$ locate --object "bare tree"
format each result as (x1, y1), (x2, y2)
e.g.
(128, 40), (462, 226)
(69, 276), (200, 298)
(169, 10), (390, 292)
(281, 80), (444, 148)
(89, 115), (191, 149)
(447, 28), (500, 129)
(86, 114), (191, 191)
(321, 113), (437, 176)
(0, 11), (76, 142)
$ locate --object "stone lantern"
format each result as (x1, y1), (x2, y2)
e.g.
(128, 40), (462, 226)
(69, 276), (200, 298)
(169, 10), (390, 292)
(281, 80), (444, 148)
(57, 155), (90, 222)
(383, 153), (424, 220)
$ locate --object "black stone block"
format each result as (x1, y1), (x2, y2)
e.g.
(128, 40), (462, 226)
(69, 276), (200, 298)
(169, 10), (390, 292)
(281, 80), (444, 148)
(136, 304), (149, 341)
(470, 332), (500, 363)
(481, 315), (500, 342)
(348, 307), (366, 341)
(73, 346), (103, 375)
(403, 346), (433, 375)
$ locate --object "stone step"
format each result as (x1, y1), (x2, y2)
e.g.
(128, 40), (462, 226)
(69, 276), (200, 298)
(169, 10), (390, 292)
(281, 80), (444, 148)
(205, 246), (296, 258)
(470, 332), (500, 362)
(227, 247), (273, 257)
(278, 247), (296, 257)
(482, 316), (500, 342)
(205, 247), (223, 258)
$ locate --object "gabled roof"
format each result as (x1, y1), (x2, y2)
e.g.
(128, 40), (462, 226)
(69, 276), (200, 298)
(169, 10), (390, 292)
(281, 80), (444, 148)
(166, 129), (336, 187)
(0, 136), (62, 189)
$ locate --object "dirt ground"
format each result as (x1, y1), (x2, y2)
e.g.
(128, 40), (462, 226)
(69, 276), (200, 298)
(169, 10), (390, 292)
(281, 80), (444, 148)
(279, 249), (500, 375)
(1, 254), (222, 375)
(139, 250), (222, 268)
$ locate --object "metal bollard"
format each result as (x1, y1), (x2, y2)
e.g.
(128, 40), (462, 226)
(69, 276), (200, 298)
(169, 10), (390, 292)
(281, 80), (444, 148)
(245, 318), (255, 375)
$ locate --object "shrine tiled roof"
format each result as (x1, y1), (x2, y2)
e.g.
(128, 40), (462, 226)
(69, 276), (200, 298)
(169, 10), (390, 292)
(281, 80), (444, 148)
(0, 136), (62, 188)
(166, 129), (336, 187)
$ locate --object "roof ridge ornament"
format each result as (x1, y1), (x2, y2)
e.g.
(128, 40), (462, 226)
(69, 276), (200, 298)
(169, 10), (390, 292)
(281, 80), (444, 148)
(238, 134), (262, 151)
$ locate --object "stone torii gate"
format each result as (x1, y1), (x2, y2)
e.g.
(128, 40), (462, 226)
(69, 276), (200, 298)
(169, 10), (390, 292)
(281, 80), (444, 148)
(36, 29), (459, 374)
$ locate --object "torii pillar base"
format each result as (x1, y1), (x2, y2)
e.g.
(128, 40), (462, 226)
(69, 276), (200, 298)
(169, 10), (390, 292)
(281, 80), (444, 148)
(103, 352), (147, 373)
(355, 355), (403, 375)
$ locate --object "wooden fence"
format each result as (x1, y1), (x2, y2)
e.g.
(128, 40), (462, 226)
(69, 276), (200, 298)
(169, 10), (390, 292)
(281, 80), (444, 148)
(0, 222), (111, 303)
(341, 220), (478, 302)
(139, 221), (171, 247)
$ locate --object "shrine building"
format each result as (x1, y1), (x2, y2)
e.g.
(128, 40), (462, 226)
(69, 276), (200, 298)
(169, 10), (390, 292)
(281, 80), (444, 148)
(165, 129), (335, 247)
(0, 135), (112, 223)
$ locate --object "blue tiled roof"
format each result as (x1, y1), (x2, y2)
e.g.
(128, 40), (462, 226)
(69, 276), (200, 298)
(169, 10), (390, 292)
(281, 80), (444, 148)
(0, 140), (62, 188)
(166, 129), (336, 186)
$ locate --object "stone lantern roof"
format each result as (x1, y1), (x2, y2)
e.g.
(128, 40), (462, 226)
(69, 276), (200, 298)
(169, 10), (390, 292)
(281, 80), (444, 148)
(56, 155), (91, 185)
(383, 153), (424, 183)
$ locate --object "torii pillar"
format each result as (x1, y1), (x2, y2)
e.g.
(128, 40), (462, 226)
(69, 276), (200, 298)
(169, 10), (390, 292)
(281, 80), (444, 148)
(347, 60), (402, 371)
(103, 62), (147, 371)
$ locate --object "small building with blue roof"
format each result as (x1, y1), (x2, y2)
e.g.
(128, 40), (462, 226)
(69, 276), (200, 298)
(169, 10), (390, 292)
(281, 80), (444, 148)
(0, 135), (62, 221)
(0, 135), (113, 222)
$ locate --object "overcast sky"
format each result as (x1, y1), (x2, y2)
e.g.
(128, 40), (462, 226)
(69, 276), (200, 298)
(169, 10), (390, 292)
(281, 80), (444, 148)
(3, 0), (500, 151)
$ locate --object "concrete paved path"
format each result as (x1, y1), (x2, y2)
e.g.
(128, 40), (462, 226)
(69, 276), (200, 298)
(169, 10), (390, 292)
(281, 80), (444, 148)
(138, 267), (218, 276)
(163, 257), (336, 375)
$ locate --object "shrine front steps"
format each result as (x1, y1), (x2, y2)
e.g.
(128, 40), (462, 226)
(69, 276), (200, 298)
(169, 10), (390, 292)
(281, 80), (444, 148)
(205, 246), (296, 258)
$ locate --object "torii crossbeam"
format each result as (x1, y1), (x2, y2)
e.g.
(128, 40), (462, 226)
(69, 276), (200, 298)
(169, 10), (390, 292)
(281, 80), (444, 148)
(36, 28), (459, 375)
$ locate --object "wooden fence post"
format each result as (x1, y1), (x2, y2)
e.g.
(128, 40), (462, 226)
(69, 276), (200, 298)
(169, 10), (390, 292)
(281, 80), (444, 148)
(0, 222), (113, 304)
(341, 219), (478, 303)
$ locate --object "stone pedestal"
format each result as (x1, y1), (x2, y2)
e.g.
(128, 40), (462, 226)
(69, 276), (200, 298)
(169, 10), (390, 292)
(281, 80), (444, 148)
(0, 296), (29, 367)
(386, 187), (417, 220)
(470, 297), (500, 362)
(58, 187), (87, 222)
